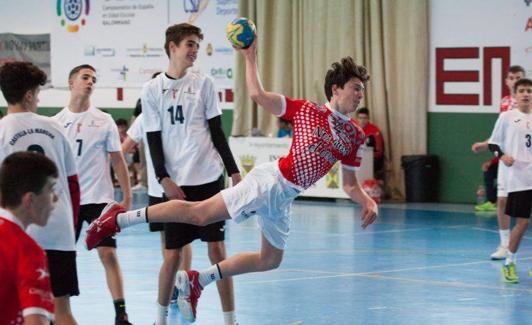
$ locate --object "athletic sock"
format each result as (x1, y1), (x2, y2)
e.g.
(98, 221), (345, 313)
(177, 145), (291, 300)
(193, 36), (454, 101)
(198, 264), (223, 288)
(505, 251), (516, 265)
(117, 207), (147, 229)
(500, 229), (510, 248)
(113, 298), (127, 320)
(155, 302), (168, 325)
(223, 311), (237, 325)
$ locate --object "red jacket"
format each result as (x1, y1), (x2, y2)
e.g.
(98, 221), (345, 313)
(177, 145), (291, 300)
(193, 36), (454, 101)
(362, 123), (384, 159)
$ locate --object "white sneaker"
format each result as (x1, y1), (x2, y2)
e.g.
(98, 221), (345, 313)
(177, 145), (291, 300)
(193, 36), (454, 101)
(490, 245), (508, 260)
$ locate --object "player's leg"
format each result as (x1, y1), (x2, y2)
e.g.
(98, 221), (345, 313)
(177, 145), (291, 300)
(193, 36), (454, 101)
(491, 165), (510, 259)
(501, 190), (531, 283)
(207, 241), (236, 324)
(54, 296), (78, 325)
(86, 204), (131, 324)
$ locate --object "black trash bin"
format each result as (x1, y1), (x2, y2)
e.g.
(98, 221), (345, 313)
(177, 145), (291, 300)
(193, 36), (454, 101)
(401, 155), (439, 202)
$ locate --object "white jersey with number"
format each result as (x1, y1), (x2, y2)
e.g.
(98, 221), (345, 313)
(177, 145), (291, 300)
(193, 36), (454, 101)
(141, 70), (224, 186)
(0, 112), (77, 251)
(489, 109), (532, 193)
(127, 114), (163, 197)
(53, 107), (121, 204)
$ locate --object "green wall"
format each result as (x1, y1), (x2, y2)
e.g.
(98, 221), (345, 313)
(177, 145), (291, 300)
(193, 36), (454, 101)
(0, 107), (235, 137)
(428, 112), (498, 203)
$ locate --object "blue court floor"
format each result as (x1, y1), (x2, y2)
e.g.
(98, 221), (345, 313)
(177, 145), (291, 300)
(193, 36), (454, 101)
(73, 192), (532, 325)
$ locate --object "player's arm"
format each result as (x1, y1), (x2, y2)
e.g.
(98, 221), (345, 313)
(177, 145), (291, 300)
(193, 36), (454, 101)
(471, 140), (489, 153)
(67, 174), (80, 228)
(207, 115), (241, 185)
(121, 136), (138, 153)
(238, 39), (283, 116)
(24, 314), (49, 325)
(342, 168), (378, 229)
(488, 113), (514, 166)
(110, 151), (132, 209)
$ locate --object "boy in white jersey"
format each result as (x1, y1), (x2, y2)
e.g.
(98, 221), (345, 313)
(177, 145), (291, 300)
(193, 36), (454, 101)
(137, 23), (241, 325)
(0, 62), (80, 325)
(53, 65), (133, 325)
(86, 38), (379, 322)
(489, 78), (532, 283)
(121, 113), (192, 304)
(471, 65), (525, 259)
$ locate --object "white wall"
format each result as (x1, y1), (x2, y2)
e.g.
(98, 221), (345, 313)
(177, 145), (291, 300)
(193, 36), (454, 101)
(0, 0), (143, 109)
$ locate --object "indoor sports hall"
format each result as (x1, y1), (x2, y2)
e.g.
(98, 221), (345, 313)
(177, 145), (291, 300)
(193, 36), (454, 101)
(0, 1), (531, 324)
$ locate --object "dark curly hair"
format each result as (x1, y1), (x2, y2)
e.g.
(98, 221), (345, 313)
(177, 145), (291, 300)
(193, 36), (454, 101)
(0, 61), (47, 104)
(324, 57), (369, 101)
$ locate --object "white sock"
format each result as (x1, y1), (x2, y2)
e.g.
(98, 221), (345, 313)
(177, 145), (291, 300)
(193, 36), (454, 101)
(155, 302), (168, 325)
(198, 264), (223, 288)
(499, 229), (510, 248)
(116, 208), (147, 229)
(505, 251), (516, 265)
(223, 311), (237, 325)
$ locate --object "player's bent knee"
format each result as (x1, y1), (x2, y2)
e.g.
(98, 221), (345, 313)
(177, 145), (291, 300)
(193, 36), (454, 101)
(208, 242), (227, 262)
(97, 247), (118, 265)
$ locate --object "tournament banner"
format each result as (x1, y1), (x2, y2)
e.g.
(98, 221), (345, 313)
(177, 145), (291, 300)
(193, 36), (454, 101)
(51, 0), (168, 88)
(229, 137), (374, 199)
(429, 0), (532, 113)
(0, 33), (51, 85)
(51, 0), (238, 108)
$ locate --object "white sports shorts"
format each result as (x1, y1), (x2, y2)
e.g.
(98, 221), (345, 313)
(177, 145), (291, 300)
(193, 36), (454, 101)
(497, 162), (508, 198)
(221, 161), (301, 250)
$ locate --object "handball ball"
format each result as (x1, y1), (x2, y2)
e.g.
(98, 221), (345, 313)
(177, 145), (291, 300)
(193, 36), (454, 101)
(226, 17), (256, 49)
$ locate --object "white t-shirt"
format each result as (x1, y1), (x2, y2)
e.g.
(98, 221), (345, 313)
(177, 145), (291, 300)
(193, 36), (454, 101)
(53, 107), (122, 204)
(489, 109), (532, 193)
(141, 69), (224, 186)
(127, 114), (163, 197)
(0, 112), (77, 251)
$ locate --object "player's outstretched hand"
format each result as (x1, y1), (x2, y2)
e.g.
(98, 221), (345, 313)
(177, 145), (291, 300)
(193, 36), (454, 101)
(361, 199), (378, 229)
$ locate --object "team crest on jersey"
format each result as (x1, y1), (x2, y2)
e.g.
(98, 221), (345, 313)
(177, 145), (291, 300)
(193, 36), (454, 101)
(184, 86), (195, 95)
(76, 123), (82, 133)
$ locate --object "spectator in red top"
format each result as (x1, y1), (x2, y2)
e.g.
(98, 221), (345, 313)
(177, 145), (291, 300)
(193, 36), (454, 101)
(0, 152), (59, 325)
(355, 107), (385, 180)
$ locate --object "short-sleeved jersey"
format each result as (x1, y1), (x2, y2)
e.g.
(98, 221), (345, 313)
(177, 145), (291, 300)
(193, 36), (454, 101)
(53, 107), (122, 204)
(141, 70), (224, 186)
(0, 209), (54, 324)
(0, 113), (77, 251)
(277, 97), (365, 189)
(489, 109), (532, 193)
(500, 95), (517, 113)
(127, 114), (164, 197)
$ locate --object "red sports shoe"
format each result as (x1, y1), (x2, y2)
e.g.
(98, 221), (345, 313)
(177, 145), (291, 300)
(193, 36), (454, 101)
(176, 270), (203, 322)
(85, 202), (125, 250)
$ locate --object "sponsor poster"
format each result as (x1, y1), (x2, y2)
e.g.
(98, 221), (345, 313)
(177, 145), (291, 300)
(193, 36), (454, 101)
(228, 137), (374, 199)
(429, 0), (532, 113)
(51, 0), (237, 107)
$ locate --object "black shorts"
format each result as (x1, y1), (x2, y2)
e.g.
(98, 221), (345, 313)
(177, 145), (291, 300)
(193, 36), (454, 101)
(45, 250), (79, 297)
(149, 195), (167, 232)
(75, 203), (116, 248)
(165, 176), (226, 249)
(506, 189), (532, 219)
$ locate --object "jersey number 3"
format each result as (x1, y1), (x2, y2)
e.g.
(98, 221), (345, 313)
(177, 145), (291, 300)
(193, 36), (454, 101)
(167, 105), (184, 125)
(526, 134), (531, 148)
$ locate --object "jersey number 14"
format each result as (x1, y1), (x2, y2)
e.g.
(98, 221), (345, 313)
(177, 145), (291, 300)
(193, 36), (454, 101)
(167, 105), (184, 125)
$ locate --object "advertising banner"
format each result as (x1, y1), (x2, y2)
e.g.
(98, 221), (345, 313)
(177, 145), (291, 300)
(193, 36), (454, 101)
(429, 0), (532, 113)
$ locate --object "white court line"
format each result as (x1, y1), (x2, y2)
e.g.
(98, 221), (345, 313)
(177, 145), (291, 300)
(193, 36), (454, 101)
(237, 256), (532, 286)
(471, 227), (532, 240)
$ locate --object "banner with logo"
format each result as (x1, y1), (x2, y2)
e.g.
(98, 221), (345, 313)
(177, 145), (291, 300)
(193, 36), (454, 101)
(51, 0), (167, 88)
(229, 137), (374, 199)
(51, 0), (238, 107)
(0, 33), (51, 85)
(429, 0), (532, 113)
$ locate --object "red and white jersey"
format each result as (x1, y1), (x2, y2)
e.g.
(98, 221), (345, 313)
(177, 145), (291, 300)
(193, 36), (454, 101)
(277, 97), (365, 189)
(0, 209), (54, 324)
(500, 95), (517, 113)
